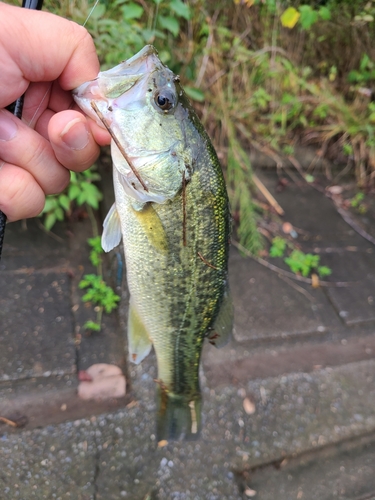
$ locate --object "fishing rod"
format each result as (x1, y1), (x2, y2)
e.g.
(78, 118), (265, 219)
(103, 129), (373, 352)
(0, 0), (44, 262)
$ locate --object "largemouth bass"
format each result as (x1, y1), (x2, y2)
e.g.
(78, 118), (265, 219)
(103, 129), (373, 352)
(73, 45), (233, 441)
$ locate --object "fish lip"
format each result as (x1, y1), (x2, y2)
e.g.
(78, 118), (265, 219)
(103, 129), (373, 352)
(100, 45), (163, 80)
(124, 44), (159, 68)
(72, 45), (162, 98)
(120, 45), (165, 79)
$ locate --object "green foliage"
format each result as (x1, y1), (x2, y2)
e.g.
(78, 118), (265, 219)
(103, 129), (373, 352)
(75, 0), (192, 67)
(79, 273), (120, 313)
(284, 250), (332, 278)
(350, 192), (367, 213)
(35, 0), (375, 261)
(83, 320), (101, 332)
(350, 192), (365, 207)
(348, 54), (375, 84)
(226, 131), (263, 255)
(280, 4), (331, 30)
(299, 5), (319, 30)
(269, 236), (287, 257)
(42, 196), (67, 231)
(41, 166), (102, 230)
(79, 237), (120, 332)
(88, 236), (104, 267)
(269, 237), (332, 278)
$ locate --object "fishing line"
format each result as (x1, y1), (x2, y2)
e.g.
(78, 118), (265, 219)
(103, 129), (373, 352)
(151, 1), (159, 36)
(27, 84), (52, 128)
(29, 1), (102, 124)
(28, 0), (100, 126)
(29, 0), (101, 127)
(82, 0), (100, 27)
(0, 0), (101, 262)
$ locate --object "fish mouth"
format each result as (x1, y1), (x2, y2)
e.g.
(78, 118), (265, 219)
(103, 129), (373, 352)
(120, 45), (163, 73)
(73, 45), (164, 102)
(100, 45), (165, 82)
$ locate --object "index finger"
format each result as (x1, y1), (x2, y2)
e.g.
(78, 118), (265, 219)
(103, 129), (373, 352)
(0, 2), (100, 107)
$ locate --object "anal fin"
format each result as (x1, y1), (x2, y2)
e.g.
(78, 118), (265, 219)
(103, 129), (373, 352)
(128, 301), (153, 364)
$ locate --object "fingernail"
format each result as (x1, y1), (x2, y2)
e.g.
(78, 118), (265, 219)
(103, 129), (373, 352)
(60, 118), (89, 150)
(0, 111), (18, 141)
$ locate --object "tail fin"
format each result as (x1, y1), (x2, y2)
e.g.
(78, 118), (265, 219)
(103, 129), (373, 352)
(156, 387), (202, 441)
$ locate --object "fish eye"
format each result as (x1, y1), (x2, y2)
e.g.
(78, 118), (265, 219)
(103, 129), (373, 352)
(154, 89), (176, 111)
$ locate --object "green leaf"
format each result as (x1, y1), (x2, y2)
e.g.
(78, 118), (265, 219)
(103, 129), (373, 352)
(299, 5), (318, 30)
(170, 0), (191, 20)
(75, 182), (101, 207)
(79, 274), (97, 289)
(284, 250), (322, 277)
(88, 236), (103, 253)
(360, 54), (371, 71)
(82, 291), (95, 302)
(59, 194), (71, 212)
(158, 15), (180, 37)
(318, 266), (332, 277)
(68, 184), (80, 201)
(90, 250), (102, 268)
(90, 3), (106, 19)
(43, 197), (58, 213)
(55, 207), (65, 221)
(122, 2), (144, 20)
(318, 6), (331, 21)
(44, 213), (56, 231)
(84, 320), (101, 332)
(269, 236), (287, 257)
(184, 86), (205, 102)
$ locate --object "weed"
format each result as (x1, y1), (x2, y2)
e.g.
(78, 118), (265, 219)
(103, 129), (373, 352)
(350, 192), (367, 214)
(284, 250), (332, 278)
(79, 236), (120, 332)
(348, 54), (375, 85)
(27, 0), (375, 256)
(269, 236), (287, 258)
(269, 237), (332, 278)
(41, 166), (102, 230)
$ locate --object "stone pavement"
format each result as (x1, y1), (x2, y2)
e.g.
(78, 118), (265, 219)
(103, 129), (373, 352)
(0, 167), (375, 499)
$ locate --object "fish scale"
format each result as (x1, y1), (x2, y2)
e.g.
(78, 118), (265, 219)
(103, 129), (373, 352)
(73, 45), (233, 441)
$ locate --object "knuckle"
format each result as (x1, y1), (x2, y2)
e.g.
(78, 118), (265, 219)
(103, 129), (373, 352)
(0, 165), (44, 220)
(71, 23), (96, 54)
(26, 139), (48, 169)
(48, 168), (70, 195)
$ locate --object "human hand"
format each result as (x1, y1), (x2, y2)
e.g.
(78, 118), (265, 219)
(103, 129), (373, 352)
(0, 2), (110, 222)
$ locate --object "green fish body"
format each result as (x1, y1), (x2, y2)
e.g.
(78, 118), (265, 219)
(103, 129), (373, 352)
(73, 46), (233, 440)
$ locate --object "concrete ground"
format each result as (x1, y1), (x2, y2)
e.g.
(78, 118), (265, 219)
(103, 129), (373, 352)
(1, 167), (375, 500)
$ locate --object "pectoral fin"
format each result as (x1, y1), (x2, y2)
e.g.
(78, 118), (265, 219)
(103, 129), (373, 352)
(128, 301), (153, 364)
(133, 204), (168, 254)
(209, 288), (234, 348)
(102, 203), (122, 252)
